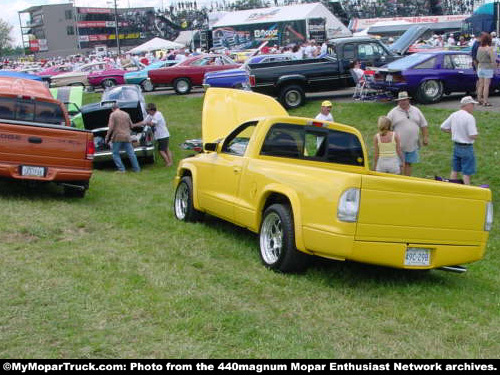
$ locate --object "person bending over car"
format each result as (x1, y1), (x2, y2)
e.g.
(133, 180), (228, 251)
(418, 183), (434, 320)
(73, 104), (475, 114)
(137, 103), (173, 167)
(105, 103), (142, 173)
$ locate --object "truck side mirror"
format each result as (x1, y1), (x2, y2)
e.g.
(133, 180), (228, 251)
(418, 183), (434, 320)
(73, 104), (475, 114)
(204, 142), (218, 152)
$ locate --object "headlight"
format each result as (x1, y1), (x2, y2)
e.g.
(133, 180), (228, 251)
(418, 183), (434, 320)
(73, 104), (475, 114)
(337, 188), (360, 222)
(485, 201), (494, 231)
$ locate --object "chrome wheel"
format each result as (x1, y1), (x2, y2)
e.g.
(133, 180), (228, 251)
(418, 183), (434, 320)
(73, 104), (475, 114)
(174, 181), (189, 220)
(141, 79), (154, 92)
(102, 79), (116, 89)
(260, 212), (283, 265)
(417, 80), (443, 103)
(174, 78), (191, 94)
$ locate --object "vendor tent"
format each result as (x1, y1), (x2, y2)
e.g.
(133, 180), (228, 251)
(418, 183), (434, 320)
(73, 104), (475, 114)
(127, 37), (184, 54)
(211, 2), (350, 48)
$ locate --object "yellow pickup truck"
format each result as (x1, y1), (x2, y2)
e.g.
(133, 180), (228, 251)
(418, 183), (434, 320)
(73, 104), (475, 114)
(174, 88), (493, 273)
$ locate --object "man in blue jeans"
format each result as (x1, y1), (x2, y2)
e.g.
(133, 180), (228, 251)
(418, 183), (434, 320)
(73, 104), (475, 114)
(440, 96), (479, 185)
(105, 103), (141, 173)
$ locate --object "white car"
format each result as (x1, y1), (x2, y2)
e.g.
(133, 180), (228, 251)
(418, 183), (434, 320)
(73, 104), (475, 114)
(50, 62), (110, 88)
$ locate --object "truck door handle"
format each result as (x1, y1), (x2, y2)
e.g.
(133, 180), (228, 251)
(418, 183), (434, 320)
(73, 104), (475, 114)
(28, 137), (42, 144)
(233, 167), (241, 174)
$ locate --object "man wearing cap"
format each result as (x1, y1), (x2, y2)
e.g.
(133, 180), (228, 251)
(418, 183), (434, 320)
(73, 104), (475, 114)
(440, 96), (479, 185)
(387, 91), (429, 176)
(315, 101), (334, 122)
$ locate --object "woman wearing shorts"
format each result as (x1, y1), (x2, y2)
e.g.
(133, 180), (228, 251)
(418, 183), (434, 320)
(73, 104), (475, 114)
(476, 32), (497, 107)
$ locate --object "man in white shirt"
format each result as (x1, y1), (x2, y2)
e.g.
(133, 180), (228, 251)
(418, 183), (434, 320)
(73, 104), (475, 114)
(315, 100), (333, 122)
(440, 96), (479, 185)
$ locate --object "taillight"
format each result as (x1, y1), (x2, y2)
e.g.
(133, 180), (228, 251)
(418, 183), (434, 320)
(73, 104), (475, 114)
(86, 138), (95, 160)
(392, 74), (406, 83)
(337, 188), (360, 222)
(249, 75), (256, 87)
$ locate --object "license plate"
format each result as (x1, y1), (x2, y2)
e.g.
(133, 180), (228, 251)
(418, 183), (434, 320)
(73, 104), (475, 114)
(405, 247), (431, 266)
(21, 165), (46, 177)
(386, 74), (393, 83)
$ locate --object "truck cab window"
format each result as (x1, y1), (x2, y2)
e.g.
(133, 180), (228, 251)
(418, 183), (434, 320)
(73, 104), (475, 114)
(221, 122), (257, 156)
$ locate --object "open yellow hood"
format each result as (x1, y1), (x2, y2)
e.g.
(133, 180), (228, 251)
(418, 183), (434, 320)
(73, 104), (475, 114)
(202, 87), (288, 144)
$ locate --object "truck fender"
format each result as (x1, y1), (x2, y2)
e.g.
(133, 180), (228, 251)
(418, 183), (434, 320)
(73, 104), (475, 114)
(176, 164), (201, 211)
(276, 75), (307, 87)
(257, 184), (307, 253)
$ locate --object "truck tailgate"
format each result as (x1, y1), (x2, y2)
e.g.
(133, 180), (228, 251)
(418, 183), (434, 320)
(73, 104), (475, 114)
(0, 122), (91, 170)
(356, 174), (490, 246)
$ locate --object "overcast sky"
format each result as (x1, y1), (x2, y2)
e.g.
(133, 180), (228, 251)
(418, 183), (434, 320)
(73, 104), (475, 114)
(0, 0), (195, 47)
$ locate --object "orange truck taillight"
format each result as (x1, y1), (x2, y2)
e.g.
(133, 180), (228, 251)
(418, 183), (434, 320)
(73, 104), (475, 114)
(86, 138), (95, 160)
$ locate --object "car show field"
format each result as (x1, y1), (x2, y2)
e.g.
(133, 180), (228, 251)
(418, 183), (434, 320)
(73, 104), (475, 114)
(0, 92), (498, 358)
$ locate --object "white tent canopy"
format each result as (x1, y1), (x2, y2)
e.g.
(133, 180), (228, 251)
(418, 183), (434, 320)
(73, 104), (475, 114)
(212, 3), (351, 39)
(128, 37), (184, 54)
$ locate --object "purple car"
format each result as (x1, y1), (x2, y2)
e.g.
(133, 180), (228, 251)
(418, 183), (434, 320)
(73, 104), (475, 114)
(371, 51), (500, 104)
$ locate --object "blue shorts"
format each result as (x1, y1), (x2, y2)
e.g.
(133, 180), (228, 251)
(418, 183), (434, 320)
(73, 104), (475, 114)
(453, 144), (476, 176)
(477, 69), (494, 78)
(404, 150), (419, 164)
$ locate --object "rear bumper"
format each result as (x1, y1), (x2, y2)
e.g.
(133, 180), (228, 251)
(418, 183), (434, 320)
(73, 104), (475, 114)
(0, 162), (92, 182)
(93, 145), (155, 162)
(348, 240), (487, 269)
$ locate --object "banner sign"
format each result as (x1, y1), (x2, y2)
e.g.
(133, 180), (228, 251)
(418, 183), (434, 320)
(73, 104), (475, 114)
(350, 14), (469, 32)
(78, 8), (113, 14)
(308, 18), (326, 43)
(212, 21), (306, 49)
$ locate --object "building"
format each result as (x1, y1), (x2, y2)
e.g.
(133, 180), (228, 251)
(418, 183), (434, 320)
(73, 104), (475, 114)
(18, 3), (156, 58)
(210, 3), (351, 50)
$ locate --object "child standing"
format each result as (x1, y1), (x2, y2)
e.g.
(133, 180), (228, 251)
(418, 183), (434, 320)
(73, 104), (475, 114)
(373, 116), (404, 174)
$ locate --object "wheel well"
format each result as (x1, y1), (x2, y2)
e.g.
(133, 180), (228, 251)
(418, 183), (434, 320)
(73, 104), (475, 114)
(278, 81), (304, 91)
(180, 169), (192, 178)
(263, 192), (291, 212)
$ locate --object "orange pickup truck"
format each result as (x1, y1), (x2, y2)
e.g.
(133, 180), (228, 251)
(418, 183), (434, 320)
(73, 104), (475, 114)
(0, 77), (94, 197)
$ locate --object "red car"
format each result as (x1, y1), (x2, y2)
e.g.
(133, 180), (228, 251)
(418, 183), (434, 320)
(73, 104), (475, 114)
(147, 54), (240, 94)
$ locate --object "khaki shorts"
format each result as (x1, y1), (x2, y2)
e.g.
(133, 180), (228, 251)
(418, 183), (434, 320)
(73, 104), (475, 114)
(376, 157), (401, 174)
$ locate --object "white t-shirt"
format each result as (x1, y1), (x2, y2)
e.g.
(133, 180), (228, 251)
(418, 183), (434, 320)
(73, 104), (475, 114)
(440, 109), (477, 144)
(145, 111), (169, 139)
(315, 112), (333, 122)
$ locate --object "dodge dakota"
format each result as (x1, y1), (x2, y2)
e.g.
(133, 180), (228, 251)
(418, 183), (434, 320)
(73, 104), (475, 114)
(173, 88), (493, 273)
(0, 77), (94, 197)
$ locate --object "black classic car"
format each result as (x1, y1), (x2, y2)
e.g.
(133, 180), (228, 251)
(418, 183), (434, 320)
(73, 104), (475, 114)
(80, 85), (155, 164)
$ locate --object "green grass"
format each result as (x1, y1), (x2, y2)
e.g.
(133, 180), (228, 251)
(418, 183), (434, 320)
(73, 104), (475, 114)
(0, 92), (499, 358)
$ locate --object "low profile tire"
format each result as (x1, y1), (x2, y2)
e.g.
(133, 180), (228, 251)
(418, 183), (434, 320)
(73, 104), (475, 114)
(141, 79), (154, 92)
(259, 203), (309, 273)
(101, 79), (116, 89)
(416, 80), (443, 104)
(174, 176), (203, 222)
(279, 85), (305, 109)
(174, 78), (192, 95)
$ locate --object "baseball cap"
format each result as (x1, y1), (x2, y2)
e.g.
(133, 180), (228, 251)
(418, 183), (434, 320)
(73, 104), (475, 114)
(460, 96), (479, 105)
(322, 100), (332, 107)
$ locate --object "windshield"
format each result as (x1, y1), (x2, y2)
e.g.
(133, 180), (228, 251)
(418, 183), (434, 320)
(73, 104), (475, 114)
(103, 86), (140, 101)
(384, 53), (434, 70)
